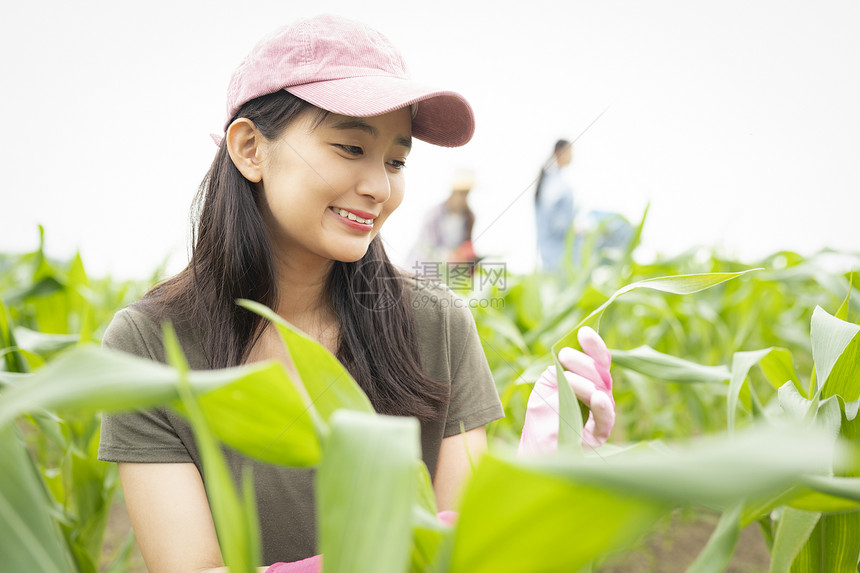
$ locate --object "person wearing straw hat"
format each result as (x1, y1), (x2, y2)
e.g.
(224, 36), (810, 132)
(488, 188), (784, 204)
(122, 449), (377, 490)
(408, 168), (478, 269)
(97, 15), (615, 572)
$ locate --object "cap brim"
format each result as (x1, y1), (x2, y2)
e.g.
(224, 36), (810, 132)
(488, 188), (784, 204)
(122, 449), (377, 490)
(286, 76), (475, 147)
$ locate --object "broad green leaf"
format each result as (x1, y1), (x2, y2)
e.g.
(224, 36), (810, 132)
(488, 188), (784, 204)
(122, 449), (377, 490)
(522, 426), (836, 509)
(562, 269), (762, 336)
(450, 427), (836, 573)
(834, 271), (852, 322)
(65, 446), (114, 569)
(787, 488), (860, 513)
(66, 252), (95, 344)
(449, 454), (668, 573)
(729, 348), (798, 434)
(3, 275), (65, 305)
(619, 203), (649, 270)
(811, 306), (860, 402)
(13, 326), (79, 357)
(318, 411), (417, 573)
(0, 345), (320, 466)
(0, 297), (28, 373)
(552, 270), (759, 448)
(552, 352), (585, 451)
(165, 324), (259, 573)
(611, 345), (730, 383)
(791, 511), (860, 572)
(0, 345), (218, 425)
(238, 300), (374, 423)
(0, 371), (26, 387)
(815, 395), (845, 442)
(183, 363), (320, 466)
(769, 508), (820, 573)
(410, 461), (446, 573)
(0, 425), (75, 573)
(778, 382), (816, 421)
(686, 504), (742, 573)
(801, 476), (860, 503)
(759, 349), (802, 392)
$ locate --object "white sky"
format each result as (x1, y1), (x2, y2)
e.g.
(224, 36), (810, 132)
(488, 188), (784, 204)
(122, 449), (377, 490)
(2, 0), (858, 279)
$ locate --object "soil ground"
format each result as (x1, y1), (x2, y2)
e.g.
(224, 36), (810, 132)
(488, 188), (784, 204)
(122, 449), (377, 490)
(101, 500), (770, 572)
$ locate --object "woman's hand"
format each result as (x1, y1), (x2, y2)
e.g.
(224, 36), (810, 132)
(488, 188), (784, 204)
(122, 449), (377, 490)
(518, 326), (615, 453)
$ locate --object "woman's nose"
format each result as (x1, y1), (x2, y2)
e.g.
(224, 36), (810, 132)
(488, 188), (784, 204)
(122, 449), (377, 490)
(355, 164), (392, 203)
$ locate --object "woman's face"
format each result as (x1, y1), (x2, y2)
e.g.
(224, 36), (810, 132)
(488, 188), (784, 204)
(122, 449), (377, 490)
(256, 108), (412, 264)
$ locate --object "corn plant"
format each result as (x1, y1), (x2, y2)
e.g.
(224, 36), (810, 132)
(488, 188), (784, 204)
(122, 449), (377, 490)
(0, 230), (147, 573)
(2, 226), (860, 572)
(4, 264), (859, 572)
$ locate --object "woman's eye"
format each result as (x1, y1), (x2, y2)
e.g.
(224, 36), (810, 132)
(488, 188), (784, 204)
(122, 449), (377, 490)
(337, 144), (363, 156)
(388, 159), (407, 171)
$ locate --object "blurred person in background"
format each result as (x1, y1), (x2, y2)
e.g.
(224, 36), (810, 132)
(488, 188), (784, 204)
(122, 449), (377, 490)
(408, 169), (478, 267)
(534, 139), (575, 271)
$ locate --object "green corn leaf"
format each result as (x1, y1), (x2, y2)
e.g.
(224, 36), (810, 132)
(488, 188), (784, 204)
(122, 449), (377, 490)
(0, 297), (28, 373)
(12, 326), (79, 358)
(769, 508), (821, 573)
(562, 269), (762, 336)
(238, 300), (374, 424)
(834, 271), (852, 321)
(778, 382), (817, 421)
(450, 426), (835, 573)
(0, 424), (75, 573)
(178, 361), (321, 466)
(529, 426), (836, 509)
(0, 345), (320, 466)
(66, 252), (96, 344)
(759, 349), (802, 393)
(165, 323), (260, 573)
(318, 410), (417, 573)
(788, 490), (860, 513)
(790, 511), (860, 572)
(740, 484), (856, 527)
(0, 370), (26, 388)
(811, 306), (860, 402)
(686, 503), (742, 573)
(551, 270), (760, 449)
(611, 345), (731, 383)
(410, 461), (447, 573)
(0, 345), (221, 425)
(448, 454), (668, 573)
(801, 476), (860, 503)
(730, 348), (801, 434)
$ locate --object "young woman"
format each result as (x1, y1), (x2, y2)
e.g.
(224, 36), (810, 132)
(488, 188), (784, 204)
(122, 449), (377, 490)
(98, 15), (614, 573)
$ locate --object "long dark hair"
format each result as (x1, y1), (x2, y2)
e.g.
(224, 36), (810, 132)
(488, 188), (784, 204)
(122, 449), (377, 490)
(144, 91), (448, 421)
(534, 138), (570, 204)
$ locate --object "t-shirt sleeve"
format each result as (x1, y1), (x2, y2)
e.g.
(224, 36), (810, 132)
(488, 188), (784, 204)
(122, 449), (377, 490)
(97, 308), (193, 463)
(442, 297), (504, 438)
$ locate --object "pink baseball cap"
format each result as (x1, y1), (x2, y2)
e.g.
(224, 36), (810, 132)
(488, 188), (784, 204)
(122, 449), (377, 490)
(224, 14), (475, 147)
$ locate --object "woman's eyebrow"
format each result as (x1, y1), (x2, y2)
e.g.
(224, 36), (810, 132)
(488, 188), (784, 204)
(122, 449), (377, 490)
(330, 118), (412, 149)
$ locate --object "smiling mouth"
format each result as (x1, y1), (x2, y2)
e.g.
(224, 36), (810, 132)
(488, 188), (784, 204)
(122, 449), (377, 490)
(330, 207), (375, 225)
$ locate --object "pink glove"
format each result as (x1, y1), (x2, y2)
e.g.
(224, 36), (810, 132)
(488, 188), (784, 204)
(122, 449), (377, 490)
(518, 326), (615, 454)
(265, 555), (322, 573)
(265, 513), (456, 573)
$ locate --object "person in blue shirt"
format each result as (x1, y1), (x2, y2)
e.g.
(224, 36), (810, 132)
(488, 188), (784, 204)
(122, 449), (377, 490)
(534, 139), (575, 271)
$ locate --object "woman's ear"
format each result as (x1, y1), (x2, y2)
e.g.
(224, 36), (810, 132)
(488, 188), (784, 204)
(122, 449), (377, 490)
(226, 119), (266, 183)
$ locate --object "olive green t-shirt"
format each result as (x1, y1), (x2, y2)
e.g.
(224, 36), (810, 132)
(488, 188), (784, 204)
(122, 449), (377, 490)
(98, 279), (503, 564)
